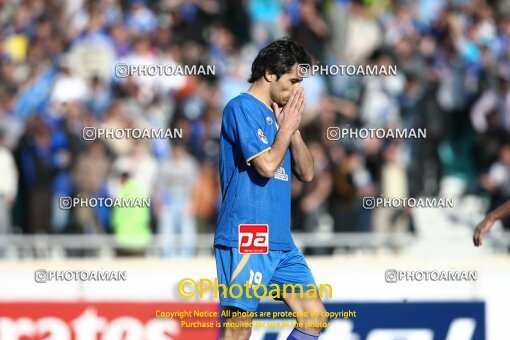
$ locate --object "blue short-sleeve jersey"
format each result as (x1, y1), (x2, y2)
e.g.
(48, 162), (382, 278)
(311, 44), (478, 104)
(214, 93), (294, 251)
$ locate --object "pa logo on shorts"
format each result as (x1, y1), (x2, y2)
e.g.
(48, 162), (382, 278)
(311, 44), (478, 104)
(257, 128), (268, 144)
(239, 224), (269, 254)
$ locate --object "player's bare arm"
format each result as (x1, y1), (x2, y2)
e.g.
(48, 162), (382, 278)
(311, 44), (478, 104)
(289, 130), (314, 182)
(473, 199), (510, 246)
(251, 87), (304, 178)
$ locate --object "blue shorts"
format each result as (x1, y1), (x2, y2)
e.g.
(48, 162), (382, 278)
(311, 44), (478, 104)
(214, 245), (317, 312)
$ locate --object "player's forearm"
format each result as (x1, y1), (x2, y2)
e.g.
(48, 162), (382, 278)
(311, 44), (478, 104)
(487, 200), (510, 222)
(267, 127), (294, 167)
(253, 127), (293, 177)
(290, 130), (314, 182)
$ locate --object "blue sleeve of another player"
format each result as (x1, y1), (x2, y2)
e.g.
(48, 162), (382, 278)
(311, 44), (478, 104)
(228, 102), (271, 165)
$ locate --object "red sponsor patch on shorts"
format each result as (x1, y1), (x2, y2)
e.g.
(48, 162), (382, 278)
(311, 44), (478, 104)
(238, 224), (269, 254)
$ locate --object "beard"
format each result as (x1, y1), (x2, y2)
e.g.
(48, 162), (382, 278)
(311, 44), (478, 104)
(277, 97), (288, 107)
(270, 89), (290, 107)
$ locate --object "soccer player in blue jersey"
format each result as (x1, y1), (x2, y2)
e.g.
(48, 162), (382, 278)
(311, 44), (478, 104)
(214, 38), (328, 340)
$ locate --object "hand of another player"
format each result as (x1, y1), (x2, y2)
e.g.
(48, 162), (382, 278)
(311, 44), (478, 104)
(272, 87), (305, 135)
(473, 217), (495, 246)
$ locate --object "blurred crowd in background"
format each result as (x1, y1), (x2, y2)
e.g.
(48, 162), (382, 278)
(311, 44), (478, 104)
(1, 0), (510, 256)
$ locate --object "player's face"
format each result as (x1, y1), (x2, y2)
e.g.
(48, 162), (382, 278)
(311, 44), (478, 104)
(270, 64), (303, 107)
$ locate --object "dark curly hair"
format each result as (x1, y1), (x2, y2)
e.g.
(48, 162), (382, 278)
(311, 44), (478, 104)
(248, 37), (311, 83)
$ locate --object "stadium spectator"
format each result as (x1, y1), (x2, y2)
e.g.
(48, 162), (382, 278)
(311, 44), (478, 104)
(156, 140), (199, 257)
(15, 117), (54, 234)
(190, 160), (220, 234)
(111, 169), (152, 256)
(290, 0), (330, 62)
(337, 0), (382, 64)
(72, 140), (111, 234)
(0, 129), (18, 234)
(124, 0), (157, 35)
(329, 145), (374, 234)
(296, 139), (333, 255)
(49, 57), (89, 115)
(49, 108), (84, 233)
(471, 65), (510, 135)
(373, 141), (413, 250)
(113, 141), (158, 197)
